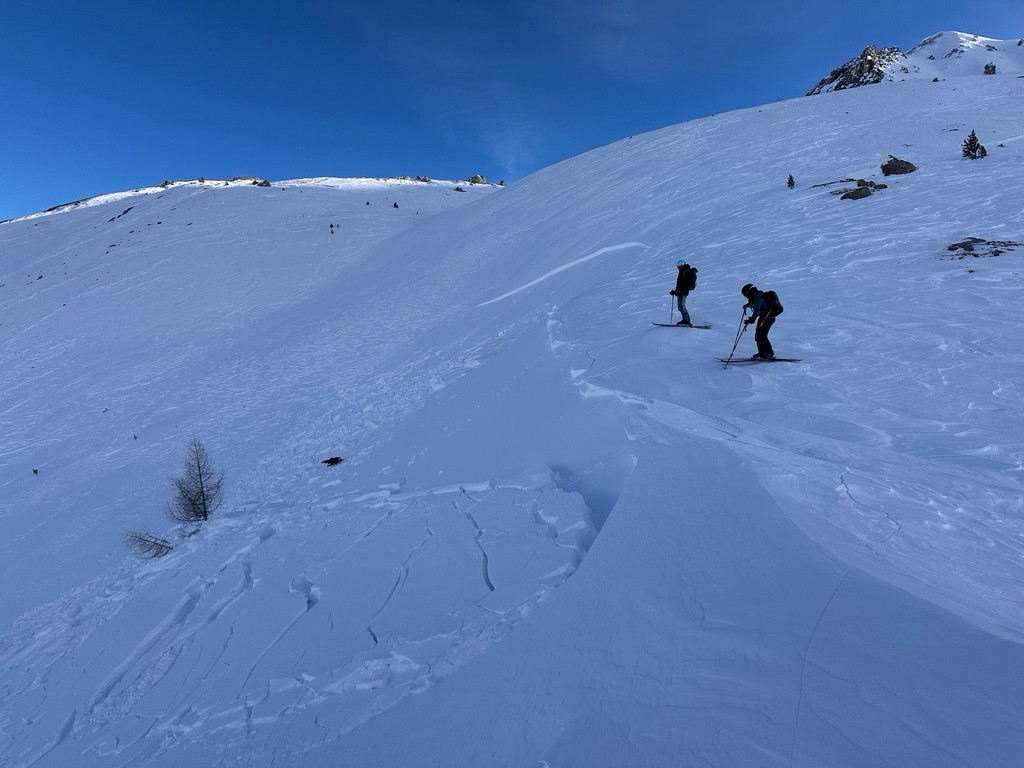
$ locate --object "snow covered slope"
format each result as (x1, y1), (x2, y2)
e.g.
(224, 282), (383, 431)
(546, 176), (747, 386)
(1, 46), (1022, 768)
(899, 31), (1024, 79)
(808, 31), (1024, 93)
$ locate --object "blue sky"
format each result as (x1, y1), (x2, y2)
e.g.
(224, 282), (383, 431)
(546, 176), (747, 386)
(1, 0), (1019, 220)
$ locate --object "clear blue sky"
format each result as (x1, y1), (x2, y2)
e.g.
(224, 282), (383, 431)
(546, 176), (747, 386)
(1, 0), (1019, 220)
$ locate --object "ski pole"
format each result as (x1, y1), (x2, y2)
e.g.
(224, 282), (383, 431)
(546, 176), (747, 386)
(723, 308), (748, 367)
(669, 295), (675, 325)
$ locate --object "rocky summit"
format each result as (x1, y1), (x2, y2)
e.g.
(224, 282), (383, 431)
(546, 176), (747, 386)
(807, 31), (1024, 95)
(807, 43), (904, 94)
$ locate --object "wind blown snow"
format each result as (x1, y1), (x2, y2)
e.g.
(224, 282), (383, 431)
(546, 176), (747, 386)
(1, 34), (1022, 768)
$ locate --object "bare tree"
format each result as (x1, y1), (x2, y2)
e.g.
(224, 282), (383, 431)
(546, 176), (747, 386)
(166, 437), (224, 525)
(124, 531), (174, 559)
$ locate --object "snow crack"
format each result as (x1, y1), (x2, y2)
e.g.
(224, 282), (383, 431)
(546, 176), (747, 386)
(790, 568), (850, 766)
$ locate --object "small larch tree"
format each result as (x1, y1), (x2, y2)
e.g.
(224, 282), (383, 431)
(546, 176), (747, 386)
(166, 438), (224, 525)
(962, 129), (987, 159)
(124, 531), (174, 559)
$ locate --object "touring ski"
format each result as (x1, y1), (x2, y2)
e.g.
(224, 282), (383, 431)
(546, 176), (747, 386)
(716, 357), (802, 364)
(652, 323), (711, 329)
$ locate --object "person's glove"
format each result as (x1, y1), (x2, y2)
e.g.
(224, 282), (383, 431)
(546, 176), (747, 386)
(669, 290), (676, 296)
(745, 318), (755, 325)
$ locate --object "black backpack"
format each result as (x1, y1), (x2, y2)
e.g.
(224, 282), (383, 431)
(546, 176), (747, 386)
(763, 289), (784, 316)
(682, 267), (697, 292)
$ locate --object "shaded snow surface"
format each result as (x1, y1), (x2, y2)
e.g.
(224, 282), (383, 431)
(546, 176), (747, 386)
(1, 68), (1022, 767)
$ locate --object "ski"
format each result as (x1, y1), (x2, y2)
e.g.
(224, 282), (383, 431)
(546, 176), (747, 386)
(652, 323), (711, 329)
(716, 357), (802, 364)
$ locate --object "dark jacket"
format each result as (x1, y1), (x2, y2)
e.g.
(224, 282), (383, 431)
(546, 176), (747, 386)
(673, 266), (697, 296)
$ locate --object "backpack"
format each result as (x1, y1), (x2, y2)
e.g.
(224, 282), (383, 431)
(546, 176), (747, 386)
(682, 267), (697, 292)
(763, 289), (784, 316)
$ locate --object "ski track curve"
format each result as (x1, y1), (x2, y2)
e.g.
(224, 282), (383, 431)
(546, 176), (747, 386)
(0, 454), (597, 767)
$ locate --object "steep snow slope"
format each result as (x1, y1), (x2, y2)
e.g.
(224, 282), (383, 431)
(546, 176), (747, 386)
(0, 67), (1021, 767)
(0, 177), (498, 621)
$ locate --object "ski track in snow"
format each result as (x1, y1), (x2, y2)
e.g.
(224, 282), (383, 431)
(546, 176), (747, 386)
(534, 166), (1023, 642)
(0, 461), (594, 766)
(0, 182), (599, 765)
(476, 241), (647, 306)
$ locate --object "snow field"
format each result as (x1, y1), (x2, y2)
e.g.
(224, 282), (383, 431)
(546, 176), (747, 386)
(1, 57), (1022, 766)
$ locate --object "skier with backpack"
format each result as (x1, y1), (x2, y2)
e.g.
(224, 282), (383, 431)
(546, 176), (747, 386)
(741, 283), (783, 360)
(669, 261), (698, 326)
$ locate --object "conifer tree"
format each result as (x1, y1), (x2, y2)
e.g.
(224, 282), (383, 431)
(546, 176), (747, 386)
(787, 174), (795, 189)
(962, 129), (987, 159)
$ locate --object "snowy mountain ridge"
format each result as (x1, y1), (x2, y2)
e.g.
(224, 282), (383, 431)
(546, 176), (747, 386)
(1, 32), (1022, 768)
(4, 175), (499, 224)
(807, 30), (1024, 94)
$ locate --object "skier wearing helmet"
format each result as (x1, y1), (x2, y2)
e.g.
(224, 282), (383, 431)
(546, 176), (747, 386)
(741, 283), (783, 360)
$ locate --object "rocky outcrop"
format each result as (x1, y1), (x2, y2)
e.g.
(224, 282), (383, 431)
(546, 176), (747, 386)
(839, 179), (888, 200)
(943, 237), (1022, 259)
(881, 156), (917, 175)
(841, 186), (873, 200)
(807, 44), (904, 95)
